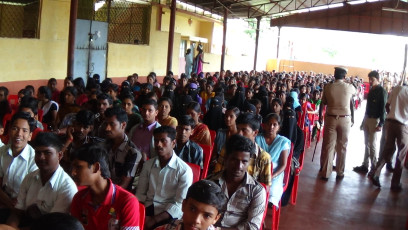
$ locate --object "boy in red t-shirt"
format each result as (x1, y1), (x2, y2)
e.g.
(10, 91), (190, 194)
(70, 143), (140, 230)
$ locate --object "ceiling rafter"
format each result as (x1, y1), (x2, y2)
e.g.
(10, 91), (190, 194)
(179, 0), (395, 19)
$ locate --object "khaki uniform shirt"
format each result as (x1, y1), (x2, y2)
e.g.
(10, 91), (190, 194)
(322, 80), (356, 115)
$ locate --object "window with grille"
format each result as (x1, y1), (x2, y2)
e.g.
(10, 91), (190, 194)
(78, 0), (151, 45)
(0, 0), (41, 38)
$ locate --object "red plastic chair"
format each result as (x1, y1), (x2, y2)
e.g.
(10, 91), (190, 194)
(271, 143), (294, 230)
(31, 128), (43, 141)
(290, 147), (305, 205)
(7, 95), (18, 107)
(139, 203), (145, 230)
(209, 129), (216, 148)
(37, 109), (43, 122)
(198, 144), (212, 179)
(186, 162), (201, 183)
(260, 163), (271, 230)
(41, 122), (48, 132)
(2, 113), (12, 131)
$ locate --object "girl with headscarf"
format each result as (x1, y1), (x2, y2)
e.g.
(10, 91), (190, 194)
(203, 96), (224, 131)
(289, 91), (301, 111)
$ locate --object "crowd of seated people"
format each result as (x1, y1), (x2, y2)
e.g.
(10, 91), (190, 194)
(0, 69), (374, 229)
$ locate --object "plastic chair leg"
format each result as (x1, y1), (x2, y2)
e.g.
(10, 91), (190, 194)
(272, 203), (281, 230)
(290, 175), (299, 205)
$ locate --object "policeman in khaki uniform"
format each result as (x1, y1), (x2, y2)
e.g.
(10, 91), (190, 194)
(319, 67), (356, 180)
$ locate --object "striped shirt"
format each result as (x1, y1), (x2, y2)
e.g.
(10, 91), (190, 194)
(207, 172), (266, 230)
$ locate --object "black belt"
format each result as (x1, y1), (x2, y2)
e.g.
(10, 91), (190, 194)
(367, 115), (379, 119)
(327, 114), (350, 118)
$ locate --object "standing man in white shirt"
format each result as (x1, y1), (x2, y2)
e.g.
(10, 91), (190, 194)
(136, 126), (193, 230)
(0, 112), (38, 222)
(371, 81), (408, 191)
(6, 132), (77, 228)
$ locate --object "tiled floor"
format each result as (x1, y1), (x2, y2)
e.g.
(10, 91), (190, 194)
(264, 101), (408, 230)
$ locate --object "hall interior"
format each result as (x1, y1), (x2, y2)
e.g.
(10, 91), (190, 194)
(264, 100), (407, 230)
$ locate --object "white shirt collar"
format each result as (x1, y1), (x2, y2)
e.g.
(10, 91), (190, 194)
(7, 144), (31, 161)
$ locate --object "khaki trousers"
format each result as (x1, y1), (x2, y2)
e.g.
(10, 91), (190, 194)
(374, 119), (408, 186)
(320, 115), (351, 178)
(363, 117), (379, 170)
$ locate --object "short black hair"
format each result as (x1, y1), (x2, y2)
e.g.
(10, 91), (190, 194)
(263, 113), (281, 124)
(225, 106), (240, 117)
(249, 98), (262, 106)
(19, 96), (39, 115)
(32, 132), (64, 152)
(25, 85), (35, 96)
(236, 112), (260, 131)
(186, 180), (227, 214)
(142, 98), (158, 110)
(104, 107), (128, 124)
(158, 97), (173, 108)
(153, 126), (176, 141)
(186, 101), (201, 114)
(18, 88), (31, 97)
(299, 93), (307, 100)
(31, 212), (84, 230)
(97, 93), (113, 105)
(48, 78), (57, 84)
(75, 110), (95, 127)
(178, 115), (195, 128)
(72, 143), (111, 179)
(11, 111), (36, 132)
(334, 67), (347, 79)
(271, 98), (282, 106)
(38, 86), (52, 100)
(0, 86), (9, 97)
(368, 70), (380, 80)
(119, 91), (135, 103)
(108, 83), (119, 92)
(64, 86), (78, 98)
(225, 134), (255, 157)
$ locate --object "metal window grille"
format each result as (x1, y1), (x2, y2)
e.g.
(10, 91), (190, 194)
(78, 0), (150, 45)
(0, 0), (40, 38)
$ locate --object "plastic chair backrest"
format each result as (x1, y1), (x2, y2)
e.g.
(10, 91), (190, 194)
(139, 203), (145, 229)
(260, 182), (270, 230)
(198, 144), (212, 179)
(209, 129), (216, 148)
(37, 109), (43, 122)
(7, 95), (18, 106)
(297, 103), (308, 129)
(31, 128), (43, 141)
(283, 143), (294, 192)
(186, 162), (201, 183)
(2, 113), (12, 131)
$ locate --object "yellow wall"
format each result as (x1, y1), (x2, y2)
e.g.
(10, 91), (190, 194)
(0, 1), (259, 85)
(0, 0), (70, 82)
(107, 5), (181, 78)
(267, 59), (371, 81)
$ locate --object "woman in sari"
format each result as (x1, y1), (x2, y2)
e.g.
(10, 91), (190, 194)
(193, 44), (209, 75)
(157, 97), (177, 129)
(37, 86), (59, 130)
(256, 113), (291, 208)
(56, 86), (81, 131)
(185, 101), (211, 146)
